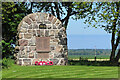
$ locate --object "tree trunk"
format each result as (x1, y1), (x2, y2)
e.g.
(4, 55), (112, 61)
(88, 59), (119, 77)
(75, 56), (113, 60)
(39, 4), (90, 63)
(114, 2), (120, 63)
(115, 48), (120, 63)
(110, 19), (116, 62)
(110, 45), (116, 62)
(110, 2), (119, 62)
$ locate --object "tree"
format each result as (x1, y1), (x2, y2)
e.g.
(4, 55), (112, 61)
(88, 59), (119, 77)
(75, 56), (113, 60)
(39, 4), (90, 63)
(23, 2), (92, 29)
(2, 2), (27, 58)
(77, 2), (120, 63)
(2, 2), (92, 58)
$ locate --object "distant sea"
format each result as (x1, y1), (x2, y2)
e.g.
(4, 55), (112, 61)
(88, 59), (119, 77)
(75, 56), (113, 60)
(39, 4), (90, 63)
(67, 35), (112, 49)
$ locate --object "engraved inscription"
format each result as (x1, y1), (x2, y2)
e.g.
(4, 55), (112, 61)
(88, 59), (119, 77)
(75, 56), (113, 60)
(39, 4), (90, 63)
(36, 37), (50, 52)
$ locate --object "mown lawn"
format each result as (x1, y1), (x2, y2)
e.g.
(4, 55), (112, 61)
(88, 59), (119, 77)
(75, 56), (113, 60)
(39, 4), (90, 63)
(2, 65), (118, 78)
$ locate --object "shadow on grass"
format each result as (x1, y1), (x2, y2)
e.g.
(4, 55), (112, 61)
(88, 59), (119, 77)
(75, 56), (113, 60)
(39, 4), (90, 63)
(68, 60), (119, 66)
(1, 78), (119, 80)
(118, 66), (120, 80)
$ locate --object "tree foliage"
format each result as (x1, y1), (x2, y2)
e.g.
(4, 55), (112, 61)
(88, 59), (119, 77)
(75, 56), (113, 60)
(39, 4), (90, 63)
(24, 2), (92, 28)
(2, 2), (27, 58)
(75, 2), (120, 62)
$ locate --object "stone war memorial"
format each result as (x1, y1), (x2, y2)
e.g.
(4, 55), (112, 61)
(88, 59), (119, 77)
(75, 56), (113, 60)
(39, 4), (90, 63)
(15, 12), (68, 65)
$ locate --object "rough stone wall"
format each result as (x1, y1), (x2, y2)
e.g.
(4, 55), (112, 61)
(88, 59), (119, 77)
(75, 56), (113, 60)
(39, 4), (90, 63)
(15, 12), (68, 65)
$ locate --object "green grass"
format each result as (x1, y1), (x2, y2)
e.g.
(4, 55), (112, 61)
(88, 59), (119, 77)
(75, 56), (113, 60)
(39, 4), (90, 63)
(2, 64), (118, 78)
(0, 60), (2, 80)
(68, 55), (109, 59)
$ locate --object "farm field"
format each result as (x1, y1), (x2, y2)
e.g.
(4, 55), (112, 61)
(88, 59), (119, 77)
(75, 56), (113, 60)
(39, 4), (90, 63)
(2, 65), (118, 78)
(68, 55), (110, 59)
(68, 49), (111, 60)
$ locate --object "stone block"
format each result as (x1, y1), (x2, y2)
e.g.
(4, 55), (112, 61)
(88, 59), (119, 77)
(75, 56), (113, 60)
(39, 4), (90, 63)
(19, 33), (23, 39)
(24, 17), (32, 25)
(20, 28), (27, 33)
(62, 33), (67, 38)
(25, 47), (30, 52)
(29, 37), (36, 46)
(29, 46), (36, 51)
(54, 53), (64, 58)
(56, 46), (62, 52)
(59, 29), (64, 36)
(28, 29), (36, 36)
(49, 54), (54, 59)
(19, 59), (22, 65)
(48, 14), (54, 21)
(55, 30), (59, 34)
(33, 30), (36, 36)
(22, 22), (29, 28)
(50, 42), (57, 46)
(50, 30), (54, 36)
(63, 45), (68, 50)
(60, 48), (63, 53)
(60, 27), (66, 31)
(50, 37), (54, 41)
(58, 32), (63, 38)
(37, 30), (40, 37)
(52, 18), (57, 24)
(50, 59), (59, 65)
(29, 14), (36, 21)
(55, 20), (61, 27)
(18, 21), (23, 31)
(15, 46), (19, 53)
(24, 34), (32, 39)
(53, 25), (57, 29)
(50, 46), (55, 50)
(55, 35), (59, 38)
(15, 46), (19, 50)
(19, 46), (24, 51)
(53, 39), (59, 42)
(45, 30), (49, 37)
(23, 59), (31, 62)
(28, 29), (33, 33)
(23, 59), (31, 65)
(19, 40), (28, 46)
(40, 30), (44, 37)
(47, 25), (52, 29)
(33, 22), (39, 29)
(29, 24), (32, 29)
(58, 23), (62, 29)
(29, 51), (34, 58)
(44, 21), (51, 24)
(19, 50), (28, 58)
(44, 13), (48, 20)
(62, 38), (67, 45)
(60, 59), (66, 65)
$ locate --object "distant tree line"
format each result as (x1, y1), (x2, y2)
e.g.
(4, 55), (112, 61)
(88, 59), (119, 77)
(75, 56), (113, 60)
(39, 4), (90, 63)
(68, 49), (113, 56)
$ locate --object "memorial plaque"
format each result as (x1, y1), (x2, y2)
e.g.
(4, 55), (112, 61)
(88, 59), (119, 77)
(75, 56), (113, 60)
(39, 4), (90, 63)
(37, 53), (49, 59)
(36, 37), (50, 52)
(16, 12), (68, 65)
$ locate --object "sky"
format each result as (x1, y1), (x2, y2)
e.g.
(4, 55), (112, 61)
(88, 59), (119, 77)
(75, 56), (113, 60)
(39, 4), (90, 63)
(66, 18), (112, 49)
(67, 18), (110, 35)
